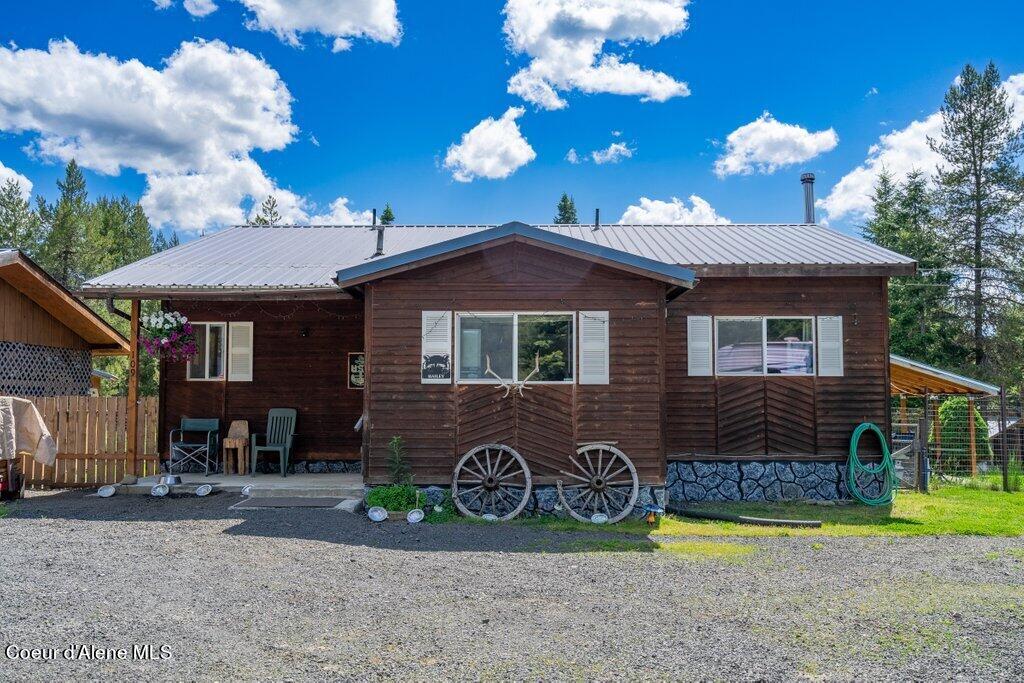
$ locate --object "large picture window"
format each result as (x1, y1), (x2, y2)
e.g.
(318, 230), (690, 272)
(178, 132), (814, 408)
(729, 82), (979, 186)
(456, 313), (575, 383)
(715, 317), (815, 376)
(187, 322), (226, 381)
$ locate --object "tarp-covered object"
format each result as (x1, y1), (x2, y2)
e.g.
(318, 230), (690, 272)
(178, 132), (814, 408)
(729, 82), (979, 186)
(0, 396), (57, 465)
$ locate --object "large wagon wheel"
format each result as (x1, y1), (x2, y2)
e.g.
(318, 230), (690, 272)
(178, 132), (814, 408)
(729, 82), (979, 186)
(452, 444), (532, 521)
(557, 444), (639, 524)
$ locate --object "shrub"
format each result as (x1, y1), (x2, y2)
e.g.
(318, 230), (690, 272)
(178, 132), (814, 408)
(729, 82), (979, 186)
(424, 490), (459, 523)
(387, 435), (411, 485)
(937, 397), (993, 473)
(365, 484), (419, 511)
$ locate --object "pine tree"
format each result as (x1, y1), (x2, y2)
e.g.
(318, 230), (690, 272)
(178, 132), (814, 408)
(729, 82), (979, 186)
(929, 61), (1024, 371)
(38, 160), (89, 287)
(0, 178), (43, 257)
(554, 193), (578, 224)
(865, 170), (962, 369)
(153, 230), (180, 252)
(251, 195), (282, 226)
(379, 203), (395, 225)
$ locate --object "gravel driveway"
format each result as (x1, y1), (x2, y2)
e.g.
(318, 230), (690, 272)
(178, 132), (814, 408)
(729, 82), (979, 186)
(1, 490), (1022, 681)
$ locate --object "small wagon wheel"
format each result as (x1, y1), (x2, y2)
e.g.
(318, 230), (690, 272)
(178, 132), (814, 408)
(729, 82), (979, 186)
(557, 444), (639, 524)
(452, 444), (532, 521)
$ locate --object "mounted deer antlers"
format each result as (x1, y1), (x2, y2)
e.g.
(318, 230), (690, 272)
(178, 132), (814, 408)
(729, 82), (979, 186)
(484, 352), (541, 398)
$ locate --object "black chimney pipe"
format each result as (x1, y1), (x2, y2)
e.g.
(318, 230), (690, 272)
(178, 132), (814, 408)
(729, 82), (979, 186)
(592, 207), (601, 231)
(801, 173), (816, 224)
(372, 208), (385, 257)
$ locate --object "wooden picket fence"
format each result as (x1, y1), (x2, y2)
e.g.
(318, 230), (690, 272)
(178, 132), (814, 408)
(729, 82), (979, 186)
(18, 396), (161, 488)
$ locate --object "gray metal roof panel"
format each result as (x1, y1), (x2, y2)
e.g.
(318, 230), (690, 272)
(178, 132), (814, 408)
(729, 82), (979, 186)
(83, 223), (915, 291)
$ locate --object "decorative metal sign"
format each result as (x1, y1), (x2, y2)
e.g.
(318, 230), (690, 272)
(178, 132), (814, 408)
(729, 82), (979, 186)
(421, 353), (451, 381)
(348, 352), (366, 389)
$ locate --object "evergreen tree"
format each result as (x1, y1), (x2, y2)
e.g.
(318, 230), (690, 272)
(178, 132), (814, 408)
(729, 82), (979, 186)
(87, 196), (154, 276)
(929, 61), (1024, 371)
(0, 178), (43, 257)
(379, 203), (395, 225)
(153, 230), (180, 252)
(38, 160), (89, 287)
(554, 193), (578, 224)
(251, 195), (282, 226)
(865, 170), (963, 369)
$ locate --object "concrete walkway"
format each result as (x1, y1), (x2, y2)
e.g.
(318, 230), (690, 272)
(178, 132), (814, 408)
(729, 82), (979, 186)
(133, 472), (364, 498)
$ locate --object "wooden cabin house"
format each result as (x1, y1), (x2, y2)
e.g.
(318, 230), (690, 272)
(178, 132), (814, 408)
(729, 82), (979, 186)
(0, 250), (128, 397)
(82, 196), (915, 515)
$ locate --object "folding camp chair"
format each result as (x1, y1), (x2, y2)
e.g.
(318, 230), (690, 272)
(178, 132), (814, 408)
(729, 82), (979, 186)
(168, 418), (220, 475)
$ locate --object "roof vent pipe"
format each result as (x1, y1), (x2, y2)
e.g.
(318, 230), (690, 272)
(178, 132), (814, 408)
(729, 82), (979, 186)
(372, 208), (385, 257)
(801, 173), (816, 224)
(592, 208), (600, 231)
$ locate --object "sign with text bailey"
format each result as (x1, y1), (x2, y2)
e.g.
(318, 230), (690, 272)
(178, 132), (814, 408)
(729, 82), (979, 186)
(421, 353), (451, 381)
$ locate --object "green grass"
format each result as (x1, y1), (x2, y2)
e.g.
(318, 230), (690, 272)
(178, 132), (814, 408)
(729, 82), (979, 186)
(521, 486), (1024, 537)
(0, 503), (6, 519)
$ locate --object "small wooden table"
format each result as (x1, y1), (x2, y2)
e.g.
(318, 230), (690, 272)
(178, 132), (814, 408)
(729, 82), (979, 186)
(222, 420), (250, 475)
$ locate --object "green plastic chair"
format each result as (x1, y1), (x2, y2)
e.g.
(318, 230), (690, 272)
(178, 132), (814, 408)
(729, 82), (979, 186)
(250, 408), (297, 477)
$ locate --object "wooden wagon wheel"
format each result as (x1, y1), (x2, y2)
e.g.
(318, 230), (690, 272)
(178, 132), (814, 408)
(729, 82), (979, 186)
(452, 444), (532, 521)
(556, 444), (639, 524)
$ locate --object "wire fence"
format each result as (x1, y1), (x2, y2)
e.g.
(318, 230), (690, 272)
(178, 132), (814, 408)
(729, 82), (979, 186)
(892, 392), (1023, 492)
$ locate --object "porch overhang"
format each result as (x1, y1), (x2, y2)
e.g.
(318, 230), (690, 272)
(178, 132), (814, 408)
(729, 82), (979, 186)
(889, 354), (999, 396)
(334, 221), (697, 295)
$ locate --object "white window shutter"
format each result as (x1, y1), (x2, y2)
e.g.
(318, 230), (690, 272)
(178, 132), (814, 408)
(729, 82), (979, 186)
(817, 316), (844, 376)
(421, 311), (452, 384)
(686, 316), (713, 376)
(228, 322), (253, 382)
(579, 311), (610, 385)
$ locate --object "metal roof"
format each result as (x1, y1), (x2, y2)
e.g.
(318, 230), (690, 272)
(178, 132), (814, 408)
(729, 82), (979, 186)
(890, 354), (1000, 396)
(82, 222), (915, 294)
(335, 222), (696, 290)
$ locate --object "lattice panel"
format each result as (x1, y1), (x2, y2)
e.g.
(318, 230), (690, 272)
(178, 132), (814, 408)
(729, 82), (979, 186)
(0, 341), (91, 397)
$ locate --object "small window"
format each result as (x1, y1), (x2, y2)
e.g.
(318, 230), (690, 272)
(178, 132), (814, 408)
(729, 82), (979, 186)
(715, 318), (764, 375)
(187, 323), (226, 381)
(518, 314), (574, 382)
(458, 314), (513, 380)
(766, 318), (814, 375)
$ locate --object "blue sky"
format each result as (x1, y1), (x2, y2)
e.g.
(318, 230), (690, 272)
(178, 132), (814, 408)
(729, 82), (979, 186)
(1, 0), (1023, 240)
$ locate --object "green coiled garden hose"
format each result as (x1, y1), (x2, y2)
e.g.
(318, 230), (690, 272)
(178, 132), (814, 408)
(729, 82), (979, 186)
(847, 422), (897, 506)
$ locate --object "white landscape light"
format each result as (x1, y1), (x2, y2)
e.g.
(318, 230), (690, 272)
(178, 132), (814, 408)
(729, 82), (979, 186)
(406, 509), (424, 524)
(97, 485), (116, 498)
(481, 513), (498, 522)
(195, 484), (213, 497)
(367, 506), (388, 522)
(590, 513), (609, 525)
(151, 483), (169, 497)
(240, 484), (253, 497)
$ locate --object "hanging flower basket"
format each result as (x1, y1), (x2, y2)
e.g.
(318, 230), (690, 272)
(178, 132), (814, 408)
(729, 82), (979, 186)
(140, 310), (198, 362)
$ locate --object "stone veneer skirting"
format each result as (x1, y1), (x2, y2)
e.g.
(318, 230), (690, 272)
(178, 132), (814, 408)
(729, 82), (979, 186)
(667, 460), (884, 503)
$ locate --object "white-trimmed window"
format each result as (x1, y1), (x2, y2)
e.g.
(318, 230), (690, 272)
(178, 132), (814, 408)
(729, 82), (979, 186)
(714, 316), (816, 376)
(187, 323), (226, 381)
(456, 312), (575, 383)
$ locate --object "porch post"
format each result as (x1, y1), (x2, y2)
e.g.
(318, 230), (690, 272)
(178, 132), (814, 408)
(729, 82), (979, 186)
(967, 397), (977, 476)
(127, 300), (140, 476)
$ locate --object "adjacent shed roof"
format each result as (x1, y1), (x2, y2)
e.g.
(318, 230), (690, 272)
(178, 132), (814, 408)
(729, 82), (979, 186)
(81, 222), (915, 296)
(890, 354), (999, 396)
(0, 250), (129, 354)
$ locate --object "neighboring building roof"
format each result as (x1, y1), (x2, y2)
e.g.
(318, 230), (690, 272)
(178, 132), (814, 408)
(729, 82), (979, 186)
(0, 250), (129, 354)
(81, 222), (915, 296)
(890, 354), (999, 396)
(334, 222), (696, 292)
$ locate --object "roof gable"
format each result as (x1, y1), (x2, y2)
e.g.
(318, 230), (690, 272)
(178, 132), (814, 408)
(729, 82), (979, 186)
(333, 222), (696, 291)
(0, 250), (129, 354)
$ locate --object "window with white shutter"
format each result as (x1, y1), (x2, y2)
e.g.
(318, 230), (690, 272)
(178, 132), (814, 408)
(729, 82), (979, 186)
(686, 315), (713, 376)
(816, 316), (844, 376)
(228, 321), (253, 382)
(578, 311), (609, 385)
(421, 311), (452, 384)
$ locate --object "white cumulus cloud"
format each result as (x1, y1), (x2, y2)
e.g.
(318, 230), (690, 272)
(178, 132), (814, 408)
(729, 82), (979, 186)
(0, 39), (366, 232)
(161, 0), (401, 51)
(444, 107), (536, 182)
(502, 0), (691, 110)
(820, 73), (1024, 221)
(0, 160), (32, 198)
(565, 147), (580, 164)
(619, 195), (729, 224)
(591, 141), (633, 164)
(306, 196), (374, 224)
(714, 112), (838, 178)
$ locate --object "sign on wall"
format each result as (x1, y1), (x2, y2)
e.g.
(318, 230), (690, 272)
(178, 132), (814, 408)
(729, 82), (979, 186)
(348, 352), (366, 389)
(421, 353), (451, 382)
